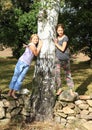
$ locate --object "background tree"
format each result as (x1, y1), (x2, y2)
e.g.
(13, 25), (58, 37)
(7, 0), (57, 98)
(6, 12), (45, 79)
(59, 0), (92, 66)
(0, 0), (92, 62)
(0, 0), (40, 58)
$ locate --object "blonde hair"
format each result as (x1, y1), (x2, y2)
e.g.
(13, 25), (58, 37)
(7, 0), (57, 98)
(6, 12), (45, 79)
(30, 34), (39, 41)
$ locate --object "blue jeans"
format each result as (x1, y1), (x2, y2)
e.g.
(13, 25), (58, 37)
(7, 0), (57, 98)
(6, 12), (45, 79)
(9, 60), (29, 91)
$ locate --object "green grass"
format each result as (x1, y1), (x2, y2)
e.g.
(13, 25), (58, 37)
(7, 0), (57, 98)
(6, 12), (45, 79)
(72, 60), (92, 95)
(0, 57), (92, 95)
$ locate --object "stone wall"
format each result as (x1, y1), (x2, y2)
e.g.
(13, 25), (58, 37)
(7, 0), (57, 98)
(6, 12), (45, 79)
(0, 90), (92, 129)
(54, 90), (92, 129)
(0, 93), (31, 126)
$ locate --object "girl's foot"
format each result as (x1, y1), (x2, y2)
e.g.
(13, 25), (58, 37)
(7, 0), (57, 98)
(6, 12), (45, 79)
(11, 90), (18, 99)
(11, 94), (17, 99)
(70, 89), (74, 96)
(8, 90), (13, 97)
(56, 88), (62, 95)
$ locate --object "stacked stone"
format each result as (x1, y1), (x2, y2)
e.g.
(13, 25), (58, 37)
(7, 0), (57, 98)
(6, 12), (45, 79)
(0, 92), (31, 126)
(54, 90), (92, 129)
(0, 89), (92, 129)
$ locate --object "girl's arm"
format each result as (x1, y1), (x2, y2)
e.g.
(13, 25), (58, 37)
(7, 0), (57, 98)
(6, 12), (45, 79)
(23, 43), (28, 48)
(37, 40), (43, 53)
(54, 39), (67, 52)
(29, 40), (43, 56)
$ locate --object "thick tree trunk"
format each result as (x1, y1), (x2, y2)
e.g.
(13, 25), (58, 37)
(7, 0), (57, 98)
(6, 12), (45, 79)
(30, 0), (60, 121)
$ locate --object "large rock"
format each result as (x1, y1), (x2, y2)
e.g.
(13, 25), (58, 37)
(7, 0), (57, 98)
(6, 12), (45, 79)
(0, 118), (10, 127)
(0, 107), (5, 119)
(58, 90), (78, 102)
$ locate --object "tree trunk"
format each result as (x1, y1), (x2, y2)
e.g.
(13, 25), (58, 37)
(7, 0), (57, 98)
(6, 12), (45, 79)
(30, 0), (60, 121)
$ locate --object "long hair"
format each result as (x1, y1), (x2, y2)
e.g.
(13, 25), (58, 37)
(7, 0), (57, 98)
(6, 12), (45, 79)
(30, 34), (39, 41)
(56, 23), (64, 31)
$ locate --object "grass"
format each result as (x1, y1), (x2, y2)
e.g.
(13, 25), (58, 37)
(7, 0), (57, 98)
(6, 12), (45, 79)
(0, 57), (92, 95)
(71, 60), (92, 95)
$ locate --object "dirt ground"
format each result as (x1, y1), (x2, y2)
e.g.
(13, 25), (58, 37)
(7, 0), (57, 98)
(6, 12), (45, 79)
(71, 52), (90, 62)
(0, 47), (13, 58)
(0, 47), (90, 62)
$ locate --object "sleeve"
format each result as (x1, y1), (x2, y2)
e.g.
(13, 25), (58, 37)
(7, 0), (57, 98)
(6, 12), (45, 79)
(63, 36), (69, 42)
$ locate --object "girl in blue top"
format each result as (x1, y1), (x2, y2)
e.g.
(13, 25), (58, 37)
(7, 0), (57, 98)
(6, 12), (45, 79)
(54, 24), (74, 96)
(8, 34), (43, 99)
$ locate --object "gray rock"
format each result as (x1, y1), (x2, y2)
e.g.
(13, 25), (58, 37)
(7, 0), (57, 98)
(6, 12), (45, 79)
(0, 118), (10, 127)
(86, 100), (92, 107)
(62, 106), (75, 114)
(19, 88), (30, 95)
(58, 90), (78, 102)
(78, 104), (89, 110)
(0, 107), (5, 119)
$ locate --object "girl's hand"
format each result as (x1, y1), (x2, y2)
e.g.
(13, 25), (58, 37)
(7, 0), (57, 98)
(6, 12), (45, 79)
(38, 40), (43, 47)
(53, 38), (58, 45)
(23, 43), (27, 48)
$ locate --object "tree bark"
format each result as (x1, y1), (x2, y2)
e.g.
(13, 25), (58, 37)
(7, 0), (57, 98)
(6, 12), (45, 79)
(30, 0), (60, 121)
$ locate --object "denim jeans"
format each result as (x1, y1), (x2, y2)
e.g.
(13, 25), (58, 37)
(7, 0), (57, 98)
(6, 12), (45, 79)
(9, 60), (29, 91)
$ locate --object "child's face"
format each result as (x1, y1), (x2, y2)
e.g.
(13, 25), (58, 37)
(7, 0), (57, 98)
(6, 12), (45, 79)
(31, 36), (39, 45)
(57, 27), (64, 37)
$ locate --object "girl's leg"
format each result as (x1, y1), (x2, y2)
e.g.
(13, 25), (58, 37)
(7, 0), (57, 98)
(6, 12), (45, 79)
(8, 89), (13, 96)
(9, 61), (22, 90)
(8, 61), (21, 97)
(55, 59), (62, 95)
(8, 61), (29, 98)
(10, 64), (29, 99)
(63, 60), (74, 95)
(13, 63), (29, 91)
